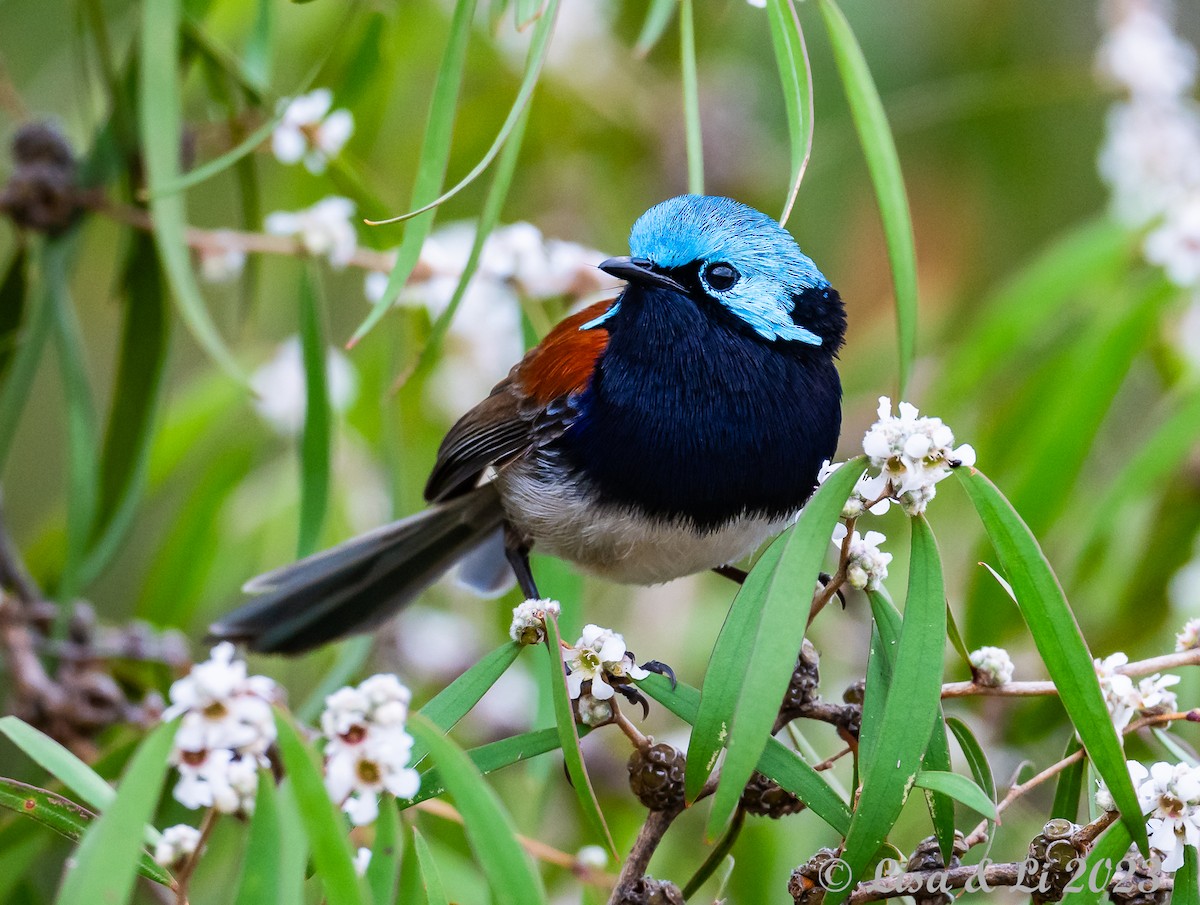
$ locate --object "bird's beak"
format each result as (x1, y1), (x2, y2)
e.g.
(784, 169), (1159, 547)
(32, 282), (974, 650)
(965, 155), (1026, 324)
(598, 256), (687, 293)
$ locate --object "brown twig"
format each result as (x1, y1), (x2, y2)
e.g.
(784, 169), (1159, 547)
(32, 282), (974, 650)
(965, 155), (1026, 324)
(173, 809), (218, 905)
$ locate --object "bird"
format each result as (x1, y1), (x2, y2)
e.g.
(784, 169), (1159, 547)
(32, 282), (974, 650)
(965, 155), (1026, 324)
(210, 194), (847, 655)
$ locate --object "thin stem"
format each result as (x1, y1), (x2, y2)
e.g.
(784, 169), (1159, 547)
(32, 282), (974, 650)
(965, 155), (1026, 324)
(943, 648), (1200, 698)
(173, 809), (218, 905)
(679, 0), (704, 195)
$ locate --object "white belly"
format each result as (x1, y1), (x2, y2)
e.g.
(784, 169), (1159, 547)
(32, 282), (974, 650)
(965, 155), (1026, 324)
(495, 466), (793, 585)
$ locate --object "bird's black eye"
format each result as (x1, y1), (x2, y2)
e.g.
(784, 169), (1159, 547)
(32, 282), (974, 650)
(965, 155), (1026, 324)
(702, 262), (739, 292)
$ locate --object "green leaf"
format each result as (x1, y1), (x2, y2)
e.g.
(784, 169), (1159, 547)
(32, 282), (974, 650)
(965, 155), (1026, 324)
(411, 641), (522, 765)
(408, 726), (570, 806)
(1060, 822), (1132, 905)
(0, 239), (55, 474)
(354, 0), (559, 232)
(244, 0), (273, 87)
(818, 0), (917, 396)
(367, 796), (402, 905)
(514, 0), (546, 28)
(275, 779), (309, 905)
(634, 0), (677, 56)
(691, 459), (863, 833)
(946, 717), (996, 849)
(913, 770), (996, 819)
(1153, 728), (1199, 767)
(922, 722), (957, 861)
(349, 0), (479, 346)
(298, 269), (331, 558)
(411, 826), (450, 905)
(543, 614), (616, 855)
(139, 0), (244, 382)
(679, 0), (703, 196)
(408, 713), (548, 905)
(55, 720), (177, 905)
(0, 246), (28, 383)
(79, 234), (170, 587)
(273, 712), (369, 905)
(233, 773), (284, 905)
(829, 516), (947, 905)
(400, 100), (531, 384)
(1176, 845), (1200, 905)
(955, 467), (1148, 852)
(765, 0), (813, 225)
(639, 673), (850, 834)
(0, 778), (171, 888)
(0, 827), (49, 903)
(1051, 736), (1085, 821)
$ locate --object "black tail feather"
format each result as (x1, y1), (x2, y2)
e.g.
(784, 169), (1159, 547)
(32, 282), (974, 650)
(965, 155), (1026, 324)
(209, 486), (505, 654)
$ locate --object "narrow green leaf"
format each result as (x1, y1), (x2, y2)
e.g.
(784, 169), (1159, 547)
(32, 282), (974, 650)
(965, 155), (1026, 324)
(765, 0), (813, 225)
(634, 0), (678, 56)
(956, 468), (1148, 852)
(411, 826), (450, 905)
(408, 726), (569, 806)
(696, 453), (864, 830)
(639, 673), (850, 834)
(298, 269), (331, 557)
(861, 589), (901, 765)
(244, 0), (274, 87)
(354, 0), (558, 235)
(945, 602), (973, 670)
(922, 722), (958, 861)
(818, 0), (917, 396)
(1060, 822), (1132, 905)
(829, 517), (947, 905)
(402, 100), (531, 384)
(679, 0), (703, 196)
(55, 720), (177, 905)
(275, 779), (309, 905)
(544, 614), (616, 855)
(514, 0), (546, 28)
(348, 0), (479, 346)
(1176, 845), (1200, 905)
(0, 716), (123, 818)
(233, 774), (283, 905)
(0, 778), (171, 888)
(367, 796), (401, 905)
(273, 712), (369, 905)
(1153, 728), (1200, 767)
(0, 239), (55, 474)
(945, 717), (996, 845)
(1051, 736), (1085, 821)
(80, 234), (170, 587)
(694, 460), (864, 833)
(0, 247), (28, 383)
(139, 0), (245, 381)
(408, 713), (548, 905)
(913, 770), (996, 819)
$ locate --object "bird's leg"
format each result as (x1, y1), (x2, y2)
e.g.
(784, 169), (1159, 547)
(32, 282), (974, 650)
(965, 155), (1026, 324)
(613, 683), (650, 720)
(712, 564), (747, 585)
(503, 525), (540, 599)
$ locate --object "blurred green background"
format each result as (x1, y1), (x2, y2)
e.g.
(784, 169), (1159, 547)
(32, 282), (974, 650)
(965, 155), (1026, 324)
(1, 0), (1199, 901)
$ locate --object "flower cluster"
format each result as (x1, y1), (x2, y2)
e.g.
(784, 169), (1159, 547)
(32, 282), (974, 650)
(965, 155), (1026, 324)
(365, 221), (616, 415)
(1095, 652), (1180, 731)
(563, 624), (649, 702)
(271, 89), (354, 174)
(1097, 760), (1200, 871)
(509, 598), (562, 646)
(265, 196), (358, 269)
(153, 824), (202, 869)
(1177, 617), (1200, 651)
(320, 673), (420, 826)
(831, 523), (891, 591)
(969, 646), (1015, 687)
(249, 336), (358, 437)
(821, 397), (975, 518)
(165, 643), (279, 815)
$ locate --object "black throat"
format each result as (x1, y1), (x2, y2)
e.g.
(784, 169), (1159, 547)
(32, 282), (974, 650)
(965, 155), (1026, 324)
(559, 283), (844, 529)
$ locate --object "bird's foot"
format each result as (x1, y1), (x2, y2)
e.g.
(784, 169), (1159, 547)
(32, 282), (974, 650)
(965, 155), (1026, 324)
(638, 659), (677, 689)
(614, 683), (650, 720)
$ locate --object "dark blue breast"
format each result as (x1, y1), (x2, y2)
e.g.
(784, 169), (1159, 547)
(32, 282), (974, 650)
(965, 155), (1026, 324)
(558, 285), (842, 529)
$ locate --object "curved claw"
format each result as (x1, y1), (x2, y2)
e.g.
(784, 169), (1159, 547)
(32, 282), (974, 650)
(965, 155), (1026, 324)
(818, 571), (847, 610)
(615, 683), (650, 719)
(640, 659), (677, 690)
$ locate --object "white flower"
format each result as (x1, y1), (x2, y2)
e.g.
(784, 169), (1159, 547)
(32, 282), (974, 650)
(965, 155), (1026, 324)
(364, 269), (391, 305)
(1096, 5), (1197, 99)
(1095, 653), (1182, 731)
(831, 523), (891, 591)
(1098, 100), (1200, 226)
(1176, 617), (1200, 651)
(1128, 760), (1200, 872)
(249, 336), (358, 437)
(165, 643), (278, 758)
(197, 232), (246, 284)
(509, 598), (562, 645)
(1137, 672), (1181, 716)
(969, 646), (1015, 687)
(153, 824), (202, 868)
(576, 845), (608, 870)
(172, 748), (259, 815)
(324, 728), (420, 825)
(1145, 196), (1200, 287)
(563, 624), (649, 701)
(265, 197), (358, 269)
(818, 459), (890, 519)
(272, 89), (354, 174)
(858, 397), (975, 515)
(745, 0), (767, 6)
(353, 847), (372, 877)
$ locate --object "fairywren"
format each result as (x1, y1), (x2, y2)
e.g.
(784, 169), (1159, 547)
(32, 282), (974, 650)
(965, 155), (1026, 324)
(212, 195), (846, 653)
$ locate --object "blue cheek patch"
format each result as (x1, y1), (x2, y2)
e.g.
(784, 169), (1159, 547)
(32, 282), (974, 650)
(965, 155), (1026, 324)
(579, 302), (620, 331)
(720, 296), (823, 345)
